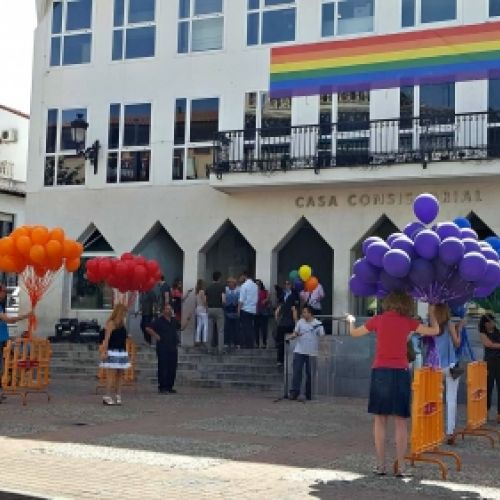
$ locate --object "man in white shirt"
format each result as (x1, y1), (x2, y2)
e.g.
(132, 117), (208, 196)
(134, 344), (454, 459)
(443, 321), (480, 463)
(238, 270), (258, 348)
(287, 305), (325, 400)
(300, 281), (325, 315)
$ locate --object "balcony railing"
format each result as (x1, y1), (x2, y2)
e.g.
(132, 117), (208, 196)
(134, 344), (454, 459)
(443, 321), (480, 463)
(211, 112), (500, 178)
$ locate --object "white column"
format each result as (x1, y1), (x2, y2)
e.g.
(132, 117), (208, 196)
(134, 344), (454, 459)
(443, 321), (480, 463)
(255, 249), (272, 288)
(180, 249), (199, 346)
(332, 242), (352, 317)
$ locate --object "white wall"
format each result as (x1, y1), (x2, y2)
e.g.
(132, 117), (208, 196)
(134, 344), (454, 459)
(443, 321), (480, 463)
(0, 109), (29, 182)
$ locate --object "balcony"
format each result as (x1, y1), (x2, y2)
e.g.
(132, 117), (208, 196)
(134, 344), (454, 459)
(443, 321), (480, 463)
(209, 112), (500, 192)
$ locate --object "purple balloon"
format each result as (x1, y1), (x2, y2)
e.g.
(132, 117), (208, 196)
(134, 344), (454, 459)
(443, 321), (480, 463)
(461, 228), (478, 240)
(436, 222), (462, 240)
(481, 248), (499, 262)
(349, 275), (377, 296)
(391, 236), (416, 259)
(459, 252), (488, 282)
(462, 238), (481, 254)
(404, 221), (426, 239)
(454, 217), (471, 229)
(380, 270), (408, 292)
(433, 258), (453, 282)
(474, 285), (497, 299)
(387, 232), (404, 246)
(409, 258), (435, 287)
(482, 261), (500, 288)
(293, 278), (304, 292)
(383, 249), (412, 278)
(414, 230), (441, 260)
(353, 258), (380, 284)
(376, 285), (389, 299)
(366, 241), (390, 268)
(362, 236), (383, 256)
(438, 237), (465, 266)
(413, 194), (440, 224)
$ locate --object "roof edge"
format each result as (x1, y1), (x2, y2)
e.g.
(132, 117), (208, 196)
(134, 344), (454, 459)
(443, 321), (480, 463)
(0, 105), (29, 120)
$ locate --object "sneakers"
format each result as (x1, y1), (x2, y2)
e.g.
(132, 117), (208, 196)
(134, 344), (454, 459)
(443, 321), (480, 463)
(102, 396), (114, 405)
(115, 395), (122, 405)
(372, 466), (386, 476)
(446, 434), (456, 445)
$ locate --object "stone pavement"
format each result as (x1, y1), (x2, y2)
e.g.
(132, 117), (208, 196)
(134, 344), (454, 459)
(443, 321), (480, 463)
(0, 379), (499, 499)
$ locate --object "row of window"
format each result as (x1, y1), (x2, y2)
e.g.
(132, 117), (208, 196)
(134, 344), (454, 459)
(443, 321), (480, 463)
(50, 0), (500, 66)
(43, 80), (500, 187)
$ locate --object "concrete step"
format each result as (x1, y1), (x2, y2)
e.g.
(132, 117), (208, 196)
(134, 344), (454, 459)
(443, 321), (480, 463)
(176, 378), (282, 391)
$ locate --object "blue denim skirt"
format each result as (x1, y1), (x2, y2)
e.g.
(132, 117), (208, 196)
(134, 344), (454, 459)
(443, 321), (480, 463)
(368, 367), (411, 418)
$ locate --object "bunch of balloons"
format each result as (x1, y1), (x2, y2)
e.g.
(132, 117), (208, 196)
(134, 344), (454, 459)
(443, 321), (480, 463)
(85, 253), (161, 295)
(288, 264), (319, 293)
(349, 193), (500, 307)
(0, 225), (84, 337)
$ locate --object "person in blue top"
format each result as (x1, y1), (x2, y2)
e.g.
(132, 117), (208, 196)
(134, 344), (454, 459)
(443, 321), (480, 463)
(433, 304), (465, 444)
(0, 285), (32, 395)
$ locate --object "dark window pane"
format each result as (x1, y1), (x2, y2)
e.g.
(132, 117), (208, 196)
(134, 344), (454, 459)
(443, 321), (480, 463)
(402, 0), (415, 27)
(265, 0), (294, 5)
(175, 99), (187, 145)
(192, 17), (223, 51)
(123, 103), (151, 146)
(66, 0), (92, 31)
(244, 92), (257, 130)
(125, 27), (155, 58)
(112, 30), (123, 60)
(261, 94), (291, 132)
(108, 104), (121, 149)
(190, 98), (219, 142)
(120, 150), (150, 182)
(71, 257), (113, 310)
(114, 0), (124, 26)
(420, 83), (455, 123)
(44, 157), (55, 186)
(248, 0), (259, 8)
(491, 0), (500, 16)
(400, 86), (414, 129)
(46, 109), (58, 153)
(57, 155), (86, 185)
(338, 91), (370, 131)
(129, 0), (155, 23)
(194, 0), (222, 15)
(322, 3), (335, 37)
(421, 0), (456, 23)
(107, 152), (118, 183)
(338, 0), (373, 35)
(187, 147), (212, 180)
(61, 108), (87, 150)
(172, 149), (184, 181)
(62, 34), (92, 65)
(179, 0), (190, 18)
(52, 1), (62, 34)
(247, 13), (259, 45)
(50, 36), (61, 66)
(488, 79), (500, 122)
(319, 94), (333, 135)
(262, 8), (295, 44)
(178, 21), (189, 53)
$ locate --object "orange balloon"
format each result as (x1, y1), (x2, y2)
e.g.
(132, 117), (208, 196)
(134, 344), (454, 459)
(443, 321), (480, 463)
(11, 226), (30, 240)
(49, 227), (65, 243)
(15, 235), (32, 257)
(45, 239), (63, 260)
(47, 256), (63, 271)
(63, 240), (81, 259)
(31, 226), (50, 245)
(75, 241), (84, 257)
(29, 244), (46, 265)
(34, 266), (48, 278)
(0, 237), (15, 255)
(65, 257), (81, 272)
(305, 276), (319, 292)
(0, 255), (16, 273)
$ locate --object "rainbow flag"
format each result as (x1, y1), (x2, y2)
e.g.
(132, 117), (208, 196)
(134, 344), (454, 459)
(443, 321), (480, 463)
(270, 21), (500, 98)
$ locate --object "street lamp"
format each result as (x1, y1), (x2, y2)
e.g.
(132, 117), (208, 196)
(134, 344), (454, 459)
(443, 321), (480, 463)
(70, 113), (100, 174)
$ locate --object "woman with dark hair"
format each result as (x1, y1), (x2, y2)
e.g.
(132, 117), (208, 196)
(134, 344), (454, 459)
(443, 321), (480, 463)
(479, 313), (500, 423)
(254, 279), (270, 348)
(170, 278), (193, 323)
(346, 291), (439, 477)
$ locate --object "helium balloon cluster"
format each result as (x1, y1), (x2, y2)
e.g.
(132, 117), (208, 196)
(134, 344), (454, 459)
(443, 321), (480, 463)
(86, 252), (161, 293)
(349, 193), (500, 306)
(289, 265), (319, 292)
(0, 225), (83, 276)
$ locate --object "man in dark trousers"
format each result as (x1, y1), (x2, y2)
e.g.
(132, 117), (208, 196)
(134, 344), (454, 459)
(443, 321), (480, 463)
(206, 271), (225, 353)
(146, 303), (190, 394)
(275, 279), (299, 366)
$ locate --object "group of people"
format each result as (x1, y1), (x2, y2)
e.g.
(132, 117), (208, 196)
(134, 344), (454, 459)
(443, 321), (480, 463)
(346, 291), (500, 478)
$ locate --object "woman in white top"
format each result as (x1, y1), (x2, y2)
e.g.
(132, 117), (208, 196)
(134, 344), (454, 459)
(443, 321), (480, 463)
(194, 279), (208, 345)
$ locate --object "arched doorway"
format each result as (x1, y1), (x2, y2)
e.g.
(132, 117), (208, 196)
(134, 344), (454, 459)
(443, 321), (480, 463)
(467, 212), (497, 240)
(200, 220), (256, 282)
(274, 218), (333, 316)
(351, 215), (399, 317)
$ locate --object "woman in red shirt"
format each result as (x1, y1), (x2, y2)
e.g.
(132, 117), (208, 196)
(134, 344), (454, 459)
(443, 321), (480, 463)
(346, 291), (439, 477)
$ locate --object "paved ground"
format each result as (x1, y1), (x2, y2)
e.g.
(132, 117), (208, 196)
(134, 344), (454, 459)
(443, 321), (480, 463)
(0, 379), (499, 499)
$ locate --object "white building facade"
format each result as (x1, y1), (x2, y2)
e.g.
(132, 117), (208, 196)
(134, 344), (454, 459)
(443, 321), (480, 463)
(29, 0), (500, 338)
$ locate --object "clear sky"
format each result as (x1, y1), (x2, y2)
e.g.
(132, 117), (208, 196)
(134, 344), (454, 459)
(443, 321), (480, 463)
(0, 0), (37, 114)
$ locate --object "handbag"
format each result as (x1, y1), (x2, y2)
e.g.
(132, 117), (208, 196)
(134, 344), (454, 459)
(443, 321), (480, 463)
(407, 338), (416, 363)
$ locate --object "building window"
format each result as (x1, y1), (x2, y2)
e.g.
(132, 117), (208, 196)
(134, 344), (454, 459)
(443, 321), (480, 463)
(402, 0), (456, 27)
(491, 0), (500, 16)
(44, 108), (87, 186)
(107, 103), (151, 183)
(247, 0), (296, 46)
(178, 0), (224, 53)
(322, 0), (374, 37)
(50, 0), (92, 66)
(420, 83), (455, 123)
(112, 0), (156, 60)
(173, 97), (219, 180)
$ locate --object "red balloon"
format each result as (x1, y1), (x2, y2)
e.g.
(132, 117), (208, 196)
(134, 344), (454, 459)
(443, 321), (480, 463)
(115, 261), (128, 280)
(146, 260), (159, 274)
(99, 259), (112, 280)
(135, 256), (146, 266)
(145, 277), (156, 290)
(121, 252), (134, 261)
(133, 264), (147, 284)
(86, 259), (98, 273)
(86, 271), (99, 283)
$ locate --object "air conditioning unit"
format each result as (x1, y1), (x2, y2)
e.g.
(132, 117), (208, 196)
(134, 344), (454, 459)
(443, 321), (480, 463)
(0, 129), (17, 143)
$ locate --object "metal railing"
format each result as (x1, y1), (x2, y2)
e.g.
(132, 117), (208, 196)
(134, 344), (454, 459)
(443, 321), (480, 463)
(211, 112), (500, 177)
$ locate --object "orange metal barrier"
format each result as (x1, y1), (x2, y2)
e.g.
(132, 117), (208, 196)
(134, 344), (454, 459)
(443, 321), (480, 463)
(96, 338), (137, 393)
(1, 338), (52, 405)
(395, 367), (461, 480)
(455, 361), (500, 447)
